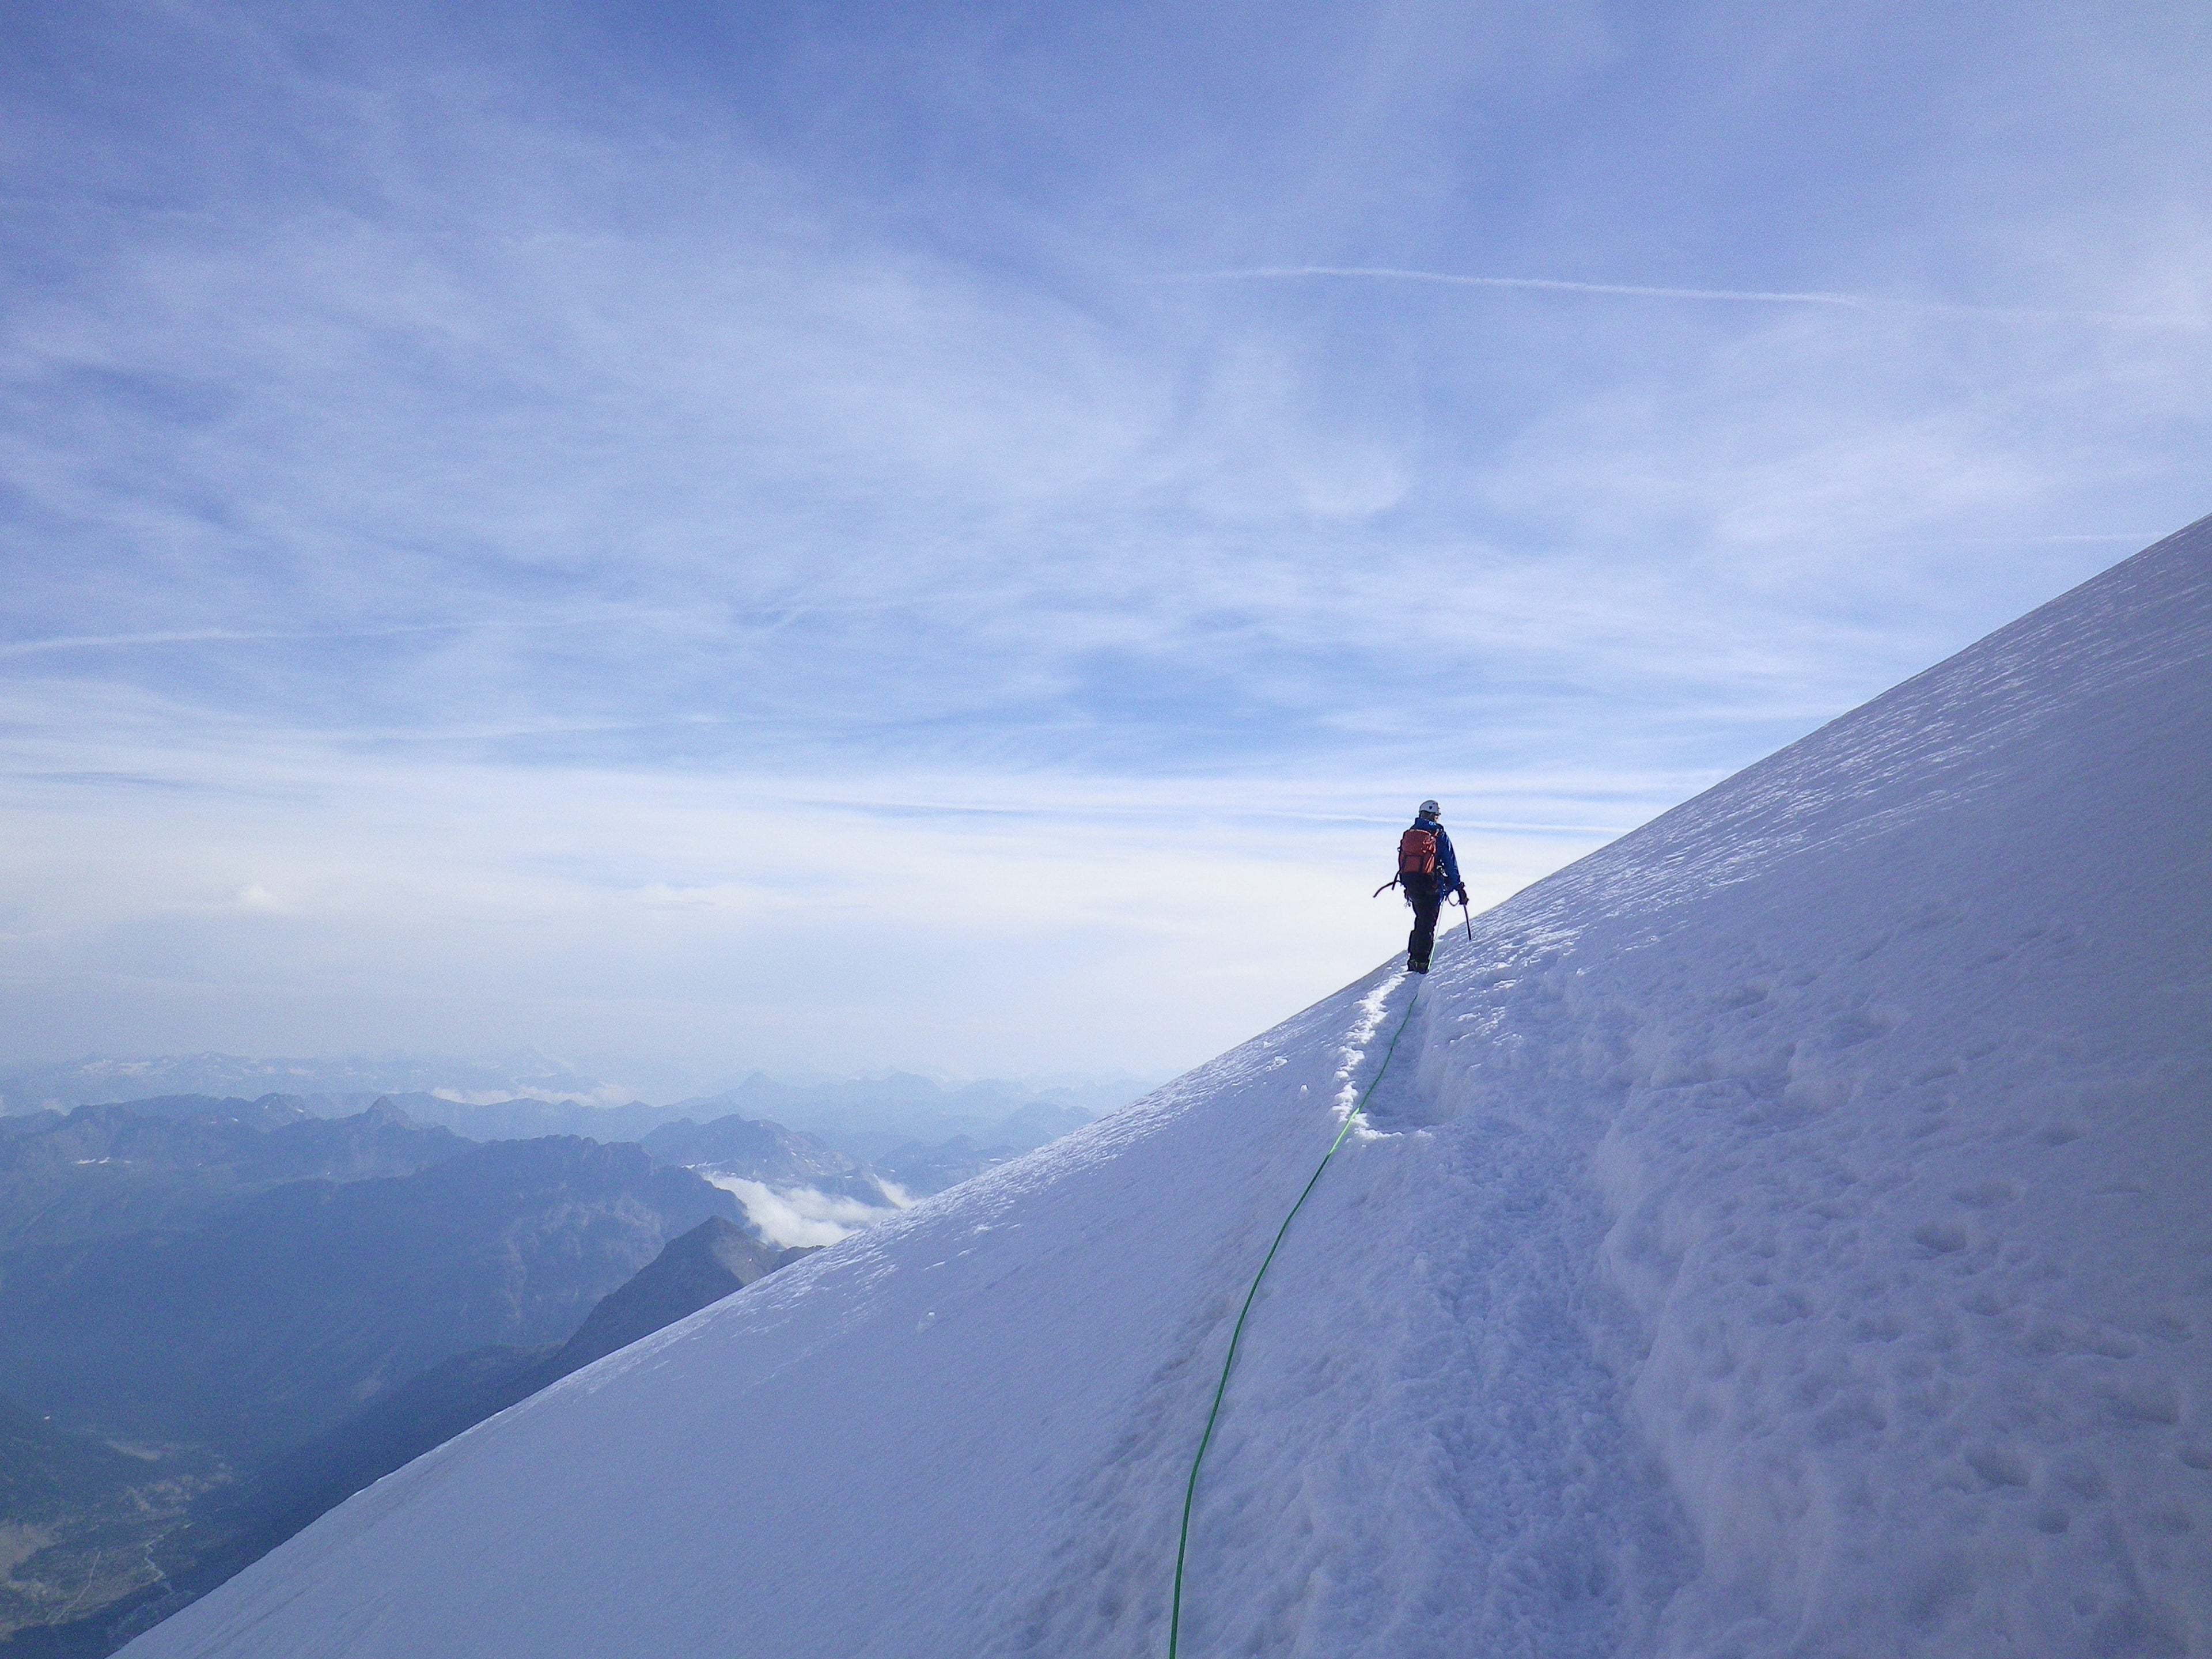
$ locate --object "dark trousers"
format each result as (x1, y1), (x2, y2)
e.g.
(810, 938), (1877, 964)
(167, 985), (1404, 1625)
(1403, 873), (1441, 969)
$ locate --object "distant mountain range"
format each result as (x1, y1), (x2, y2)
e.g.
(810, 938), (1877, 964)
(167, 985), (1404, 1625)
(639, 1112), (889, 1202)
(1, 1078), (1100, 1248)
(0, 1078), (1108, 1656)
(663, 1075), (1113, 1162)
(0, 1132), (738, 1456)
(0, 1054), (628, 1115)
(366, 1084), (1100, 1177)
(0, 1057), (1155, 1134)
(0, 1098), (467, 1249)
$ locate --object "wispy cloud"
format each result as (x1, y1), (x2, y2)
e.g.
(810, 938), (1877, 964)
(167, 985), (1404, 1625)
(1159, 266), (2205, 328)
(704, 1176), (905, 1248)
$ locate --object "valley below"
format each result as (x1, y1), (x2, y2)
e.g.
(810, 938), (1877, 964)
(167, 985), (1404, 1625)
(0, 1082), (1094, 1656)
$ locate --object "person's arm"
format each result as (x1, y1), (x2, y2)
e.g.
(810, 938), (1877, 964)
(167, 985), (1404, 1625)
(1439, 829), (1468, 902)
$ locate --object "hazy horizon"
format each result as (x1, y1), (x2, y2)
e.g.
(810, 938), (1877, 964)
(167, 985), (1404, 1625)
(0, 1047), (1166, 1115)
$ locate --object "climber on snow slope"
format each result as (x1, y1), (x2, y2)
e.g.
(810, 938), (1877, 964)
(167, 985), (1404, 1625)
(1390, 799), (1465, 974)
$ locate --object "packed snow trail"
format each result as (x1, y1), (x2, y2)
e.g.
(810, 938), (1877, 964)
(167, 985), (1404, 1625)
(1168, 978), (1419, 1658)
(124, 517), (2210, 1659)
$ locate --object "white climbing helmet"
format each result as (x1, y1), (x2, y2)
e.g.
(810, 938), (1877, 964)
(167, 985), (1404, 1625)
(1419, 799), (1441, 818)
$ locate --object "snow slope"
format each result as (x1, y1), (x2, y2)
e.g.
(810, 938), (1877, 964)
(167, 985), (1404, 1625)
(128, 519), (2211, 1659)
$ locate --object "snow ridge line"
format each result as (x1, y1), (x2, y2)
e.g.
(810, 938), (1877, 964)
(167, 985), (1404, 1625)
(1167, 976), (1422, 1659)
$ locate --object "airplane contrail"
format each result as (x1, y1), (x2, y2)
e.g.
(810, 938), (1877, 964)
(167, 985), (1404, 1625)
(1163, 266), (2200, 327)
(1178, 265), (1868, 307)
(0, 612), (676, 660)
(0, 628), (316, 658)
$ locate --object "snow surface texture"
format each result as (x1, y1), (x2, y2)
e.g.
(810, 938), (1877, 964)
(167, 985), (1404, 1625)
(129, 520), (2211, 1659)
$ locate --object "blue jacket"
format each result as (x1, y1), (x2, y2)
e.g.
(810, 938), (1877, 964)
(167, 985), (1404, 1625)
(1409, 815), (1463, 896)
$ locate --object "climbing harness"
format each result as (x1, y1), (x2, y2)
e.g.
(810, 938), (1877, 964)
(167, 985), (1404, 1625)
(1166, 980), (1423, 1658)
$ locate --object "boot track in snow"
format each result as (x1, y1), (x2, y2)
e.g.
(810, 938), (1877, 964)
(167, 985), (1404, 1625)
(1168, 969), (1425, 1658)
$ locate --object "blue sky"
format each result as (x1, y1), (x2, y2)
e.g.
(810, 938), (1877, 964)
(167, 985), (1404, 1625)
(2, 1), (2206, 1085)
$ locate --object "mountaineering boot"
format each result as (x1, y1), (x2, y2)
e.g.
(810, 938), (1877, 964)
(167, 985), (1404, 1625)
(1408, 957), (1429, 975)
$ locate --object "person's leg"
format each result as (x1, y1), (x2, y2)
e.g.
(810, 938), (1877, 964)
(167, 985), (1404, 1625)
(1407, 879), (1441, 971)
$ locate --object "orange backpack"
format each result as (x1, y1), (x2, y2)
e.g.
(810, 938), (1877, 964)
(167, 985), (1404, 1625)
(1397, 827), (1437, 877)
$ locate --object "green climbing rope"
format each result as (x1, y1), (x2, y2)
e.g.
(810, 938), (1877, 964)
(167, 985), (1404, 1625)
(1166, 981), (1422, 1658)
